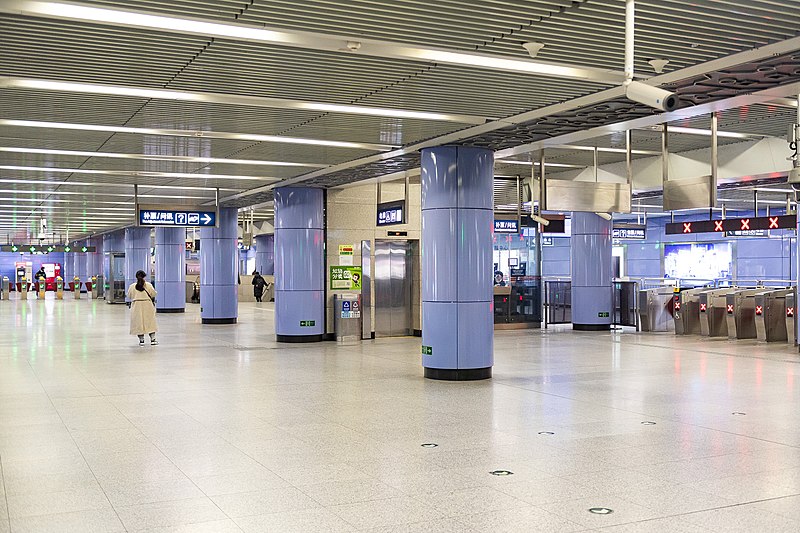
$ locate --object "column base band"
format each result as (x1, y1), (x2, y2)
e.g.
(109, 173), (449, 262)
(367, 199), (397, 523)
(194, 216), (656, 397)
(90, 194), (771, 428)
(424, 367), (492, 381)
(277, 334), (323, 343)
(573, 323), (611, 331)
(157, 308), (185, 313)
(201, 317), (237, 325)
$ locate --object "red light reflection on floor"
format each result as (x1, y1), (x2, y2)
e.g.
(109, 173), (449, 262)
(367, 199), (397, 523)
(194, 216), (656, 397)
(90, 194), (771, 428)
(674, 355), (681, 375)
(727, 358), (734, 384)
(756, 359), (763, 389)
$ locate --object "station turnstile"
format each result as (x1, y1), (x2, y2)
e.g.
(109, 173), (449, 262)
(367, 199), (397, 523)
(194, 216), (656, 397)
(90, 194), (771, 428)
(55, 276), (64, 299)
(699, 288), (738, 337)
(725, 288), (763, 340)
(674, 287), (712, 335)
(638, 288), (674, 332)
(0, 277), (9, 300)
(755, 288), (794, 342)
(786, 291), (796, 346)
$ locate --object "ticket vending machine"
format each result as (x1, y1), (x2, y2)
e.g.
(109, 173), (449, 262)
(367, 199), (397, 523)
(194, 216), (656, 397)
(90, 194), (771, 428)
(104, 252), (126, 304)
(56, 276), (64, 299)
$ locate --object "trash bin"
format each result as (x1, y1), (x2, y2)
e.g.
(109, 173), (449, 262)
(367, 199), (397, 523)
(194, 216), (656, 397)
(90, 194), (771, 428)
(334, 293), (362, 345)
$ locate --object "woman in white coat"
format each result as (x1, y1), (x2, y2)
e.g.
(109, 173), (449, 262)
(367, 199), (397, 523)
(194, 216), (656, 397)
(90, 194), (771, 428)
(127, 270), (158, 347)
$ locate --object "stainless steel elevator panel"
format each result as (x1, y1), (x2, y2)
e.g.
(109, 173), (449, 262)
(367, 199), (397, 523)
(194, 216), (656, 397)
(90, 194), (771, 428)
(374, 240), (413, 337)
(361, 240), (372, 340)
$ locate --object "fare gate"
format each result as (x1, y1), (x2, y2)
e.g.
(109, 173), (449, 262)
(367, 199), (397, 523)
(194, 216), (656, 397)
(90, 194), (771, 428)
(638, 287), (673, 332)
(786, 291), (796, 346)
(699, 288), (738, 337)
(614, 281), (639, 330)
(755, 288), (794, 342)
(725, 289), (762, 340)
(674, 288), (712, 335)
(544, 280), (571, 328)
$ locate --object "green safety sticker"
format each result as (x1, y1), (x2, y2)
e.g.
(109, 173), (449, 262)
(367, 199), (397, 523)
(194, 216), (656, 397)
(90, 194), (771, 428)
(422, 346), (433, 356)
(300, 320), (316, 327)
(598, 312), (610, 318)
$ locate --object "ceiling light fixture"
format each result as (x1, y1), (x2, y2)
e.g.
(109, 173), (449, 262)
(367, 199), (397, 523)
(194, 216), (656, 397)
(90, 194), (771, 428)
(0, 165), (281, 182)
(0, 1), (631, 84)
(0, 177), (241, 191)
(0, 147), (327, 168)
(0, 119), (396, 151)
(0, 76), (488, 124)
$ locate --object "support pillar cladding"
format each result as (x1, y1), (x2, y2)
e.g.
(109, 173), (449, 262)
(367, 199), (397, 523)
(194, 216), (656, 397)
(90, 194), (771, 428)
(420, 145), (494, 381)
(571, 212), (613, 330)
(88, 237), (103, 277)
(254, 233), (274, 275)
(155, 227), (186, 313)
(73, 242), (87, 284)
(274, 187), (324, 343)
(125, 227), (151, 301)
(200, 207), (238, 324)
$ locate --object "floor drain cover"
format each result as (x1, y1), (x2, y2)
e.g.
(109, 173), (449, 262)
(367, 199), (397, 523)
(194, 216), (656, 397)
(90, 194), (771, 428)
(489, 470), (513, 476)
(538, 431), (555, 435)
(732, 412), (746, 416)
(420, 443), (438, 448)
(589, 507), (614, 515)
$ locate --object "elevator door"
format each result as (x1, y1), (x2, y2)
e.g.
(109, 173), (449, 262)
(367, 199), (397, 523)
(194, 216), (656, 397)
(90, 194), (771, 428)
(374, 240), (413, 337)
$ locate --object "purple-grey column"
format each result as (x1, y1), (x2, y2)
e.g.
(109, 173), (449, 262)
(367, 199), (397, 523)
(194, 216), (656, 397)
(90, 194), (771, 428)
(274, 187), (324, 342)
(200, 207), (238, 324)
(125, 227), (151, 302)
(155, 227), (186, 313)
(254, 234), (274, 275)
(571, 212), (613, 330)
(421, 146), (494, 380)
(88, 237), (103, 277)
(74, 240), (87, 290)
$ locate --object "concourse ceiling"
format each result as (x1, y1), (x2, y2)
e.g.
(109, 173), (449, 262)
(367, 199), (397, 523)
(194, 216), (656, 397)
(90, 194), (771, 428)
(0, 0), (799, 238)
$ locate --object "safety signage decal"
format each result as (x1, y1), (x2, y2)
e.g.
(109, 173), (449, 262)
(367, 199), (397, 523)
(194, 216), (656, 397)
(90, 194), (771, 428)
(422, 346), (433, 356)
(300, 320), (316, 327)
(330, 266), (362, 290)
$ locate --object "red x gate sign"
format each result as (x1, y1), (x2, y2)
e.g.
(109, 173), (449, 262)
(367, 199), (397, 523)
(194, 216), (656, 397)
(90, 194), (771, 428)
(769, 216), (780, 229)
(787, 307), (795, 318)
(683, 222), (692, 233)
(755, 305), (763, 316)
(740, 218), (751, 231)
(700, 303), (707, 312)
(727, 304), (734, 314)
(714, 220), (724, 232)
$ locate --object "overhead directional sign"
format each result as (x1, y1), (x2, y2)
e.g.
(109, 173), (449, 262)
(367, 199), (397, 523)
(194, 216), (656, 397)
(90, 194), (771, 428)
(666, 215), (796, 235)
(137, 206), (217, 227)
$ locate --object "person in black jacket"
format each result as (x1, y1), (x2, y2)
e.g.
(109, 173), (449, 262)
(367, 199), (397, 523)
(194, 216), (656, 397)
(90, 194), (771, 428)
(252, 271), (266, 302)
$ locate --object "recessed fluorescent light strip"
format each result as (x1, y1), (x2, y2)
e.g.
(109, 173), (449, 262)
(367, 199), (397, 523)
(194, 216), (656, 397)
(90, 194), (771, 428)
(0, 165), (279, 182)
(0, 147), (326, 168)
(0, 177), (240, 191)
(0, 120), (395, 151)
(0, 1), (628, 84)
(0, 77), (487, 124)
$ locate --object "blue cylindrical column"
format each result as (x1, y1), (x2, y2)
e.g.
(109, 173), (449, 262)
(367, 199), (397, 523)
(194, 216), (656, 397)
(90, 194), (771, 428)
(274, 188), (324, 342)
(200, 207), (238, 324)
(571, 212), (613, 330)
(254, 234), (274, 275)
(88, 237), (103, 277)
(421, 146), (494, 381)
(155, 227), (186, 313)
(74, 240), (87, 283)
(125, 227), (151, 302)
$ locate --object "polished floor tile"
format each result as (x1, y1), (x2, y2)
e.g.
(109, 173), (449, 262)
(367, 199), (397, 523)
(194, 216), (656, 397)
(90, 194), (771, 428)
(0, 298), (799, 531)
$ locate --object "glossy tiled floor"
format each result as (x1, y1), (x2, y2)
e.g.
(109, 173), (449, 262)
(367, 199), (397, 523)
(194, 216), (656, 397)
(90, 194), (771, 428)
(1, 295), (799, 532)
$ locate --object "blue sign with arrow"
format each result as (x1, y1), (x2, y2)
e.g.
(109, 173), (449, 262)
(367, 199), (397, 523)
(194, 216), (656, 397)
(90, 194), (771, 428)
(138, 208), (216, 227)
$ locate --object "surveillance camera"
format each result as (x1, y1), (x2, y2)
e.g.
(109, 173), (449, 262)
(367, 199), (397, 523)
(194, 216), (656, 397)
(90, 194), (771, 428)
(624, 81), (679, 112)
(530, 214), (550, 226)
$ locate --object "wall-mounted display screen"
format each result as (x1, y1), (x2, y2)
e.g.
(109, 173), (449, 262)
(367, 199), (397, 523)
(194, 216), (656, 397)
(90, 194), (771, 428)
(377, 200), (405, 226)
(664, 242), (732, 280)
